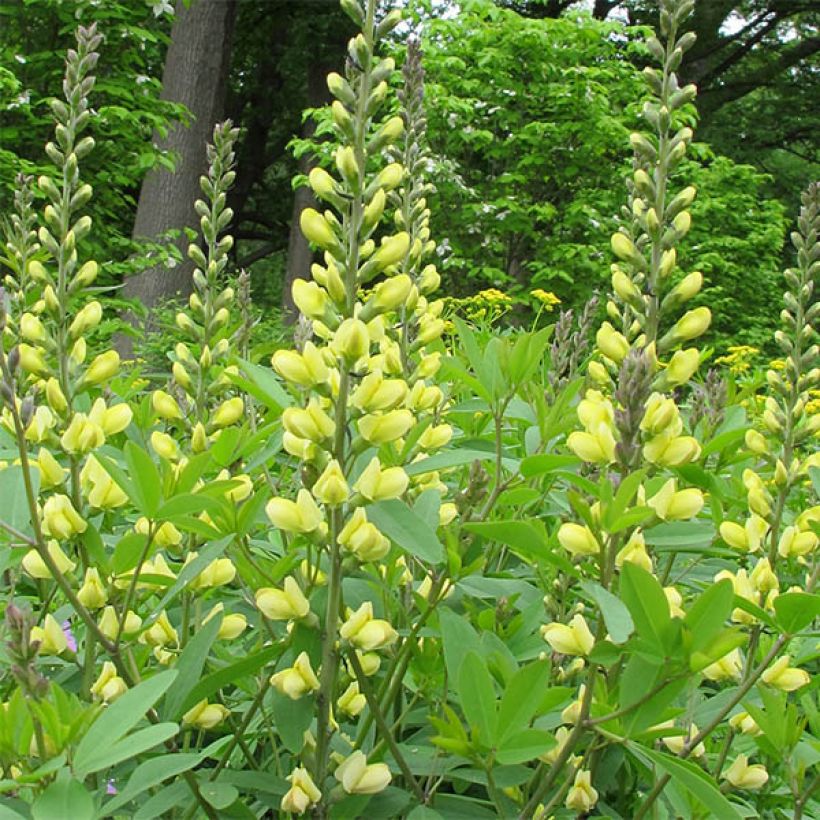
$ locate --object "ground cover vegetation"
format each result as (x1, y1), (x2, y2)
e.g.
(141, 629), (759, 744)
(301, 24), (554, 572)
(0, 0), (818, 818)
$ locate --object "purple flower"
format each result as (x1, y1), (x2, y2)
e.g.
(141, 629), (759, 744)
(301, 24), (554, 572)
(61, 620), (77, 653)
(106, 779), (117, 795)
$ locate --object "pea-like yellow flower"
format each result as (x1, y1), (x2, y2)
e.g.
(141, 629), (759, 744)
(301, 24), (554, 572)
(596, 321), (630, 364)
(30, 614), (68, 656)
(312, 459), (350, 506)
(22, 540), (76, 579)
(744, 428), (768, 455)
(255, 576), (311, 621)
(615, 529), (652, 572)
(643, 432), (701, 467)
(299, 208), (338, 251)
(211, 397), (244, 428)
(183, 699), (230, 730)
(272, 341), (330, 388)
(20, 313), (47, 342)
(664, 585), (685, 618)
(77, 567), (108, 610)
(90, 661), (127, 702)
(662, 347), (700, 387)
(18, 343), (49, 376)
(203, 604), (248, 640)
(281, 767), (321, 815)
(541, 614), (595, 656)
(97, 400), (133, 436)
(266, 488), (324, 534)
(659, 721), (705, 756)
(45, 378), (68, 414)
(371, 232), (410, 271)
(271, 651), (321, 700)
(353, 457), (408, 501)
(340, 602), (398, 651)
(761, 655), (810, 691)
(338, 508), (390, 561)
(723, 755), (769, 790)
(371, 273), (412, 313)
(80, 455), (128, 509)
(141, 610), (178, 647)
(152, 390), (183, 420)
(749, 556), (778, 594)
(331, 317), (370, 363)
(418, 423), (452, 450)
(729, 712), (762, 736)
(25, 406), (56, 443)
(647, 479), (704, 521)
(358, 409), (414, 444)
(84, 350), (120, 385)
(350, 370), (407, 412)
(337, 681), (366, 717)
(282, 400), (335, 443)
(135, 517), (183, 550)
(42, 493), (87, 539)
(702, 647), (742, 682)
(567, 422), (617, 464)
(98, 605), (142, 641)
(777, 525), (818, 558)
(150, 430), (180, 461)
(640, 393), (678, 436)
(565, 769), (598, 813)
(335, 750), (392, 795)
(60, 413), (105, 454)
(669, 306), (711, 343)
(190, 557), (236, 589)
(557, 522), (599, 557)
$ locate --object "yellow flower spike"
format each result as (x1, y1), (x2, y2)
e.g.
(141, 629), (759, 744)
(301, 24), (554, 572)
(567, 423), (617, 464)
(335, 750), (392, 795)
(182, 699), (230, 730)
(702, 648), (742, 682)
(596, 321), (630, 364)
(42, 493), (87, 539)
(20, 312), (48, 342)
(152, 390), (183, 420)
(358, 409), (414, 444)
(615, 530), (652, 572)
(338, 507), (390, 562)
(778, 525), (818, 558)
(211, 397), (244, 429)
(141, 610), (178, 647)
(256, 577), (311, 621)
(68, 300), (102, 337)
(22, 540), (76, 579)
(662, 347), (700, 387)
(723, 755), (769, 790)
(353, 457), (408, 501)
(281, 767), (322, 815)
(150, 430), (180, 461)
(761, 656), (810, 692)
(30, 614), (68, 656)
(266, 489), (324, 534)
(418, 424), (452, 450)
(270, 651), (321, 700)
(18, 343), (49, 376)
(282, 400), (336, 443)
(647, 479), (704, 521)
(340, 602), (398, 651)
(90, 661), (128, 703)
(35, 448), (67, 489)
(350, 370), (408, 413)
(77, 567), (107, 610)
(540, 614), (595, 656)
(44, 378), (68, 414)
(557, 522), (600, 556)
(337, 681), (366, 717)
(565, 770), (598, 813)
(299, 207), (338, 251)
(84, 350), (120, 385)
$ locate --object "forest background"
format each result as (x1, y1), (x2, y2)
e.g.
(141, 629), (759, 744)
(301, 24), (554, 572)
(0, 0), (818, 352)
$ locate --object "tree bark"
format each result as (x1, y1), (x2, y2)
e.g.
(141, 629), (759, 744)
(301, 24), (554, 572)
(125, 0), (238, 317)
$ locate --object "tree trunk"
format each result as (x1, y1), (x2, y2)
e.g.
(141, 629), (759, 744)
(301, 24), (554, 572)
(282, 59), (335, 318)
(125, 0), (237, 317)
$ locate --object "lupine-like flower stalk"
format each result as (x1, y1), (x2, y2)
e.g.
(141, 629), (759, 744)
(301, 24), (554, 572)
(264, 0), (452, 808)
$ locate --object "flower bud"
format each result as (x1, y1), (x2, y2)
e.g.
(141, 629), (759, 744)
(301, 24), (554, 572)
(541, 614), (595, 656)
(266, 488), (323, 533)
(152, 390), (183, 420)
(331, 318), (370, 363)
(271, 651), (320, 700)
(335, 751), (391, 796)
(340, 601), (398, 651)
(256, 576), (311, 621)
(313, 459), (350, 506)
(358, 409), (414, 444)
(211, 396), (244, 428)
(557, 523), (599, 556)
(300, 208), (338, 251)
(77, 567), (107, 610)
(182, 699), (230, 730)
(596, 322), (630, 364)
(84, 350), (120, 385)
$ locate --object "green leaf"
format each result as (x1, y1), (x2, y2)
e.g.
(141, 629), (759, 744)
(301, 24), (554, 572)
(272, 689), (314, 753)
(112, 532), (149, 576)
(162, 615), (221, 720)
(155, 492), (225, 522)
(683, 580), (733, 653)
(232, 358), (292, 411)
(497, 660), (549, 743)
(628, 743), (743, 820)
(0, 465), (39, 536)
(457, 651), (497, 745)
(619, 562), (671, 651)
(439, 607), (482, 688)
(368, 499), (444, 563)
(774, 592), (820, 634)
(75, 723), (178, 778)
(581, 581), (634, 644)
(496, 729), (555, 765)
(102, 753), (204, 815)
(124, 441), (162, 516)
(73, 670), (177, 778)
(32, 775), (94, 820)
(519, 453), (580, 477)
(199, 782), (238, 810)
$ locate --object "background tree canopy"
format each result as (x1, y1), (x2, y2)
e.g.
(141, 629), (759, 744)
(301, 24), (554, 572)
(0, 0), (816, 350)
